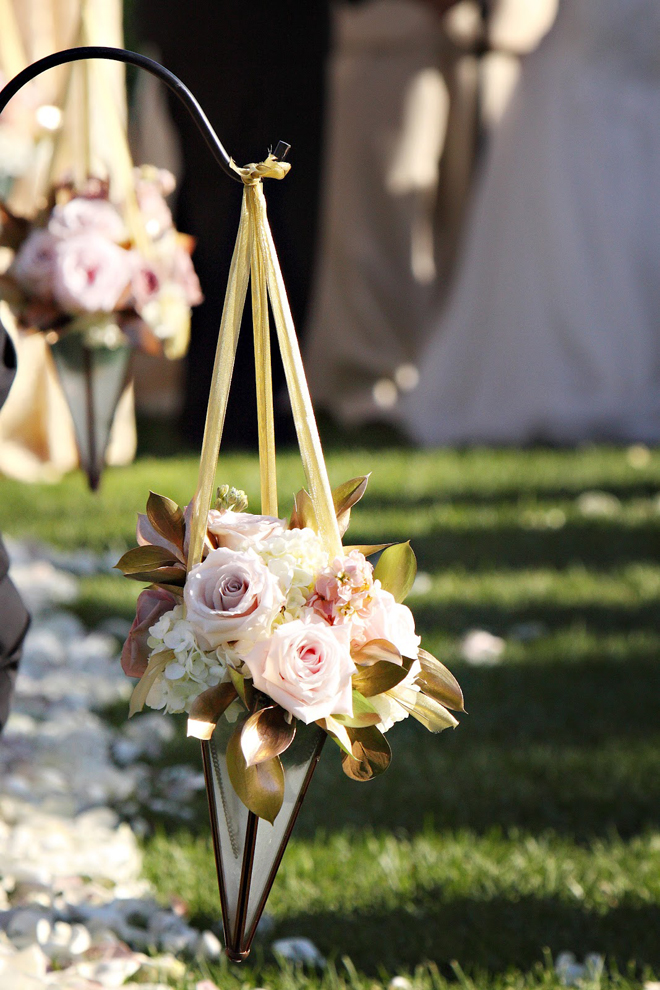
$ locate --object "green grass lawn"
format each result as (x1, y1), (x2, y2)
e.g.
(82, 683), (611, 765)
(1, 441), (659, 990)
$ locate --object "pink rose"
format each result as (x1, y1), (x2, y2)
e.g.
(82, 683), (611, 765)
(135, 178), (173, 238)
(243, 616), (356, 724)
(184, 547), (285, 651)
(129, 252), (162, 311)
(351, 588), (420, 660)
(53, 233), (132, 313)
(48, 197), (126, 242)
(11, 229), (58, 300)
(206, 509), (285, 551)
(121, 586), (177, 678)
(310, 550), (374, 624)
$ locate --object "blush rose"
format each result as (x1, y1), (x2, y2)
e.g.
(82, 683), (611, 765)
(243, 616), (356, 724)
(184, 546), (284, 652)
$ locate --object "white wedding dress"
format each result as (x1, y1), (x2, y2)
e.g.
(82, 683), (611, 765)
(402, 0), (660, 446)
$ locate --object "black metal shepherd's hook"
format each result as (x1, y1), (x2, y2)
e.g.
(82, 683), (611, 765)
(0, 45), (290, 180)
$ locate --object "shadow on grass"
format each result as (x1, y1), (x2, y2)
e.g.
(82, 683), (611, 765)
(362, 482), (660, 508)
(413, 600), (660, 638)
(272, 895), (660, 974)
(137, 652), (660, 843)
(348, 522), (660, 572)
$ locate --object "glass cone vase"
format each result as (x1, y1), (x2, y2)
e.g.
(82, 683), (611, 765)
(50, 333), (130, 491)
(201, 717), (325, 961)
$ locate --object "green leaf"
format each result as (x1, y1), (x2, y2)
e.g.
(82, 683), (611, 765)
(115, 545), (180, 575)
(352, 657), (412, 697)
(241, 706), (296, 767)
(341, 725), (391, 781)
(226, 726), (285, 823)
(333, 691), (382, 728)
(128, 649), (175, 717)
(146, 491), (185, 552)
(228, 666), (253, 709)
(373, 542), (417, 603)
(187, 682), (238, 739)
(332, 475), (369, 537)
(417, 648), (465, 712)
(351, 638), (402, 667)
(396, 691), (459, 732)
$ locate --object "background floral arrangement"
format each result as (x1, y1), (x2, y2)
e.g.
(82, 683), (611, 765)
(0, 166), (202, 358)
(118, 477), (464, 824)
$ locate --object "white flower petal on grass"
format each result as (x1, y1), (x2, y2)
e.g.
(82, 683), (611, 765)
(460, 629), (505, 665)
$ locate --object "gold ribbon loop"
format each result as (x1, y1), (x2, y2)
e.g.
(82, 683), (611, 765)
(187, 153), (341, 574)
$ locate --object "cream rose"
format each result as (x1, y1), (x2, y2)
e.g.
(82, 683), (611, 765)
(351, 588), (420, 659)
(184, 546), (284, 652)
(207, 509), (285, 551)
(243, 616), (356, 724)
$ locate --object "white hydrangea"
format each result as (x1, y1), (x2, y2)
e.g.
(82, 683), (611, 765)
(255, 527), (329, 621)
(144, 605), (231, 714)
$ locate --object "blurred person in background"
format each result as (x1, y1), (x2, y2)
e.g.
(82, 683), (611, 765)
(0, 323), (29, 734)
(135, 0), (331, 447)
(402, 0), (660, 445)
(302, 0), (555, 427)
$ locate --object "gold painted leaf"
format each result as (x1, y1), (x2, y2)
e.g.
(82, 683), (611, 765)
(146, 491), (185, 553)
(289, 488), (317, 531)
(150, 582), (185, 598)
(417, 648), (465, 712)
(343, 543), (393, 558)
(351, 638), (402, 668)
(373, 542), (417, 603)
(187, 682), (238, 739)
(241, 706), (296, 767)
(226, 726), (285, 823)
(332, 475), (369, 537)
(125, 566), (186, 586)
(115, 545), (181, 575)
(397, 691), (459, 732)
(341, 725), (391, 781)
(128, 648), (175, 717)
(352, 657), (411, 697)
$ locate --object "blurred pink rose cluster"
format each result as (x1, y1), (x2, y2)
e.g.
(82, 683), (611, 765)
(2, 169), (202, 358)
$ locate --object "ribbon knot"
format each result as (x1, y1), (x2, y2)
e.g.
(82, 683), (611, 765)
(231, 153), (291, 185)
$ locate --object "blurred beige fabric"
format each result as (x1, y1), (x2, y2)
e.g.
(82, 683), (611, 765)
(0, 0), (136, 483)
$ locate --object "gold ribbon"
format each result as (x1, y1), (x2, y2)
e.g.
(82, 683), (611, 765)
(186, 157), (342, 573)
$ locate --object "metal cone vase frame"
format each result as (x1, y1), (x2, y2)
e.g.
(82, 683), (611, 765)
(0, 49), (344, 962)
(50, 334), (131, 492)
(186, 156), (343, 961)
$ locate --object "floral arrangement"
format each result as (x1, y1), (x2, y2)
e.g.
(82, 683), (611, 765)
(0, 167), (202, 358)
(118, 478), (464, 823)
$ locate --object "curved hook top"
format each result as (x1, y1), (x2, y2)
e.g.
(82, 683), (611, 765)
(0, 45), (243, 184)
